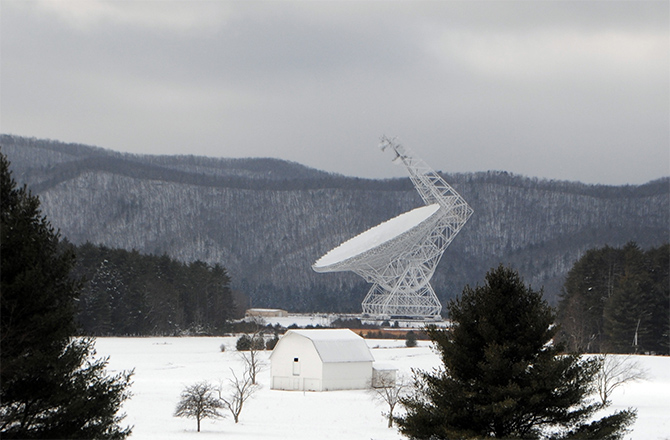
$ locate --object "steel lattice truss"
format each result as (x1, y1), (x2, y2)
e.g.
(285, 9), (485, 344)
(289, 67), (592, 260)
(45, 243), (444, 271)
(360, 137), (473, 318)
(313, 137), (473, 320)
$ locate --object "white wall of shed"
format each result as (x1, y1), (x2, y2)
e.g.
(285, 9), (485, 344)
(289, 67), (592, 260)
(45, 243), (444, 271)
(322, 361), (373, 391)
(270, 332), (323, 390)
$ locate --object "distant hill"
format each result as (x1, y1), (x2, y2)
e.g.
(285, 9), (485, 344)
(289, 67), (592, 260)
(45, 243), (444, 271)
(2, 134), (668, 312)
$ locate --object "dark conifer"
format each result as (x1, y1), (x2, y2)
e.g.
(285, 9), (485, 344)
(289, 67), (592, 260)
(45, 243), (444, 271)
(559, 242), (669, 355)
(557, 245), (623, 353)
(396, 265), (636, 440)
(645, 243), (670, 353)
(0, 152), (133, 439)
(405, 330), (418, 347)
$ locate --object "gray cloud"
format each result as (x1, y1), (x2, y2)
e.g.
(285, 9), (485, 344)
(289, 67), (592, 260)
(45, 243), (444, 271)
(2, 0), (667, 184)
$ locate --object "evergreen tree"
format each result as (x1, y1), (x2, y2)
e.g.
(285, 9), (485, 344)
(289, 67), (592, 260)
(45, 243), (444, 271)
(558, 243), (669, 355)
(603, 244), (656, 353)
(405, 331), (418, 348)
(557, 246), (623, 353)
(645, 244), (670, 353)
(206, 263), (234, 330)
(396, 265), (636, 440)
(72, 244), (234, 336)
(0, 152), (133, 438)
(83, 259), (120, 335)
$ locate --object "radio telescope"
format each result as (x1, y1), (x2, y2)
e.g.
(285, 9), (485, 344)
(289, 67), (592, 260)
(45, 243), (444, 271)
(312, 137), (473, 320)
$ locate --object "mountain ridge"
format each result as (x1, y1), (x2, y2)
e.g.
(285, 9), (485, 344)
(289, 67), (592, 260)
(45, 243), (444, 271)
(2, 134), (668, 312)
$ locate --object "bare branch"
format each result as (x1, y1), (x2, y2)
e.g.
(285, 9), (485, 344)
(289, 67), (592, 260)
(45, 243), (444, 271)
(239, 348), (266, 385)
(218, 367), (258, 423)
(368, 373), (410, 428)
(174, 381), (224, 432)
(236, 317), (268, 384)
(595, 353), (649, 405)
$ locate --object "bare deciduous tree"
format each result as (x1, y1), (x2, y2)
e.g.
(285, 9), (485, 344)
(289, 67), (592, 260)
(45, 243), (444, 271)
(368, 373), (410, 428)
(218, 368), (257, 423)
(595, 353), (649, 405)
(237, 315), (267, 385)
(174, 381), (224, 432)
(240, 348), (266, 386)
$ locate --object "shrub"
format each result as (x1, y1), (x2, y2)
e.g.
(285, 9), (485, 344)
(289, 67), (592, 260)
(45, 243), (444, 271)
(405, 331), (417, 347)
(236, 334), (264, 351)
(265, 335), (279, 350)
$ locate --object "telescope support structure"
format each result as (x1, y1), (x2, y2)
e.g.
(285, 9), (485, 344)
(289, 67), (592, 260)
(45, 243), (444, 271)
(360, 137), (473, 319)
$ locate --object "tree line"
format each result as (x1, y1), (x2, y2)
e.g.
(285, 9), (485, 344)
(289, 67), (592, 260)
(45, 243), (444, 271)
(70, 239), (669, 348)
(70, 242), (236, 336)
(557, 242), (669, 355)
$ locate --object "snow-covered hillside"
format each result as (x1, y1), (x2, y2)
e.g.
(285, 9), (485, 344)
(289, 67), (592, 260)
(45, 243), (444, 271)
(5, 137), (669, 311)
(95, 337), (669, 439)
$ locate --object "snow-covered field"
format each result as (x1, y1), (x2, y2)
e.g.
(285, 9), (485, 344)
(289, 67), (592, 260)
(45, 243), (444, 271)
(95, 337), (670, 440)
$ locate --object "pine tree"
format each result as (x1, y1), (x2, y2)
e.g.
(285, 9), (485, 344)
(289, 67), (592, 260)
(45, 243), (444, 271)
(207, 263), (234, 330)
(557, 246), (623, 353)
(602, 243), (657, 354)
(0, 152), (133, 438)
(603, 271), (654, 354)
(558, 242), (668, 355)
(646, 244), (670, 354)
(396, 265), (636, 440)
(405, 330), (418, 347)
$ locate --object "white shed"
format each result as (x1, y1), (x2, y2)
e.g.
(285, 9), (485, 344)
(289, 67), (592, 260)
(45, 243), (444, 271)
(270, 329), (375, 391)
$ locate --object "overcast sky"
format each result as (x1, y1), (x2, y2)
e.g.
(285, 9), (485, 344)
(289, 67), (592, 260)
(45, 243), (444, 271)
(1, 1), (668, 184)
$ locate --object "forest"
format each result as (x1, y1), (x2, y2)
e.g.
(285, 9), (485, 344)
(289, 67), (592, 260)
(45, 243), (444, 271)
(2, 135), (668, 313)
(557, 242), (669, 355)
(70, 242), (236, 336)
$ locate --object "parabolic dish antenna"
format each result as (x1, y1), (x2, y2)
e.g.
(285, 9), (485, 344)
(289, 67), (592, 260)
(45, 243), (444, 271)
(313, 203), (441, 271)
(312, 137), (473, 320)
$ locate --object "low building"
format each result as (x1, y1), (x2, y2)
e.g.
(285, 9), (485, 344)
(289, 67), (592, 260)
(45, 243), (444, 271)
(245, 308), (288, 318)
(372, 363), (397, 388)
(270, 328), (376, 391)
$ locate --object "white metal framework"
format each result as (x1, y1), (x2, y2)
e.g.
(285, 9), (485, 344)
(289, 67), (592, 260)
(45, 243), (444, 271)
(313, 137), (473, 320)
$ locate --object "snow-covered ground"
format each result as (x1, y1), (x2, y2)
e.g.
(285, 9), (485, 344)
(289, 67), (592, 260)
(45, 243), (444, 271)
(94, 337), (669, 440)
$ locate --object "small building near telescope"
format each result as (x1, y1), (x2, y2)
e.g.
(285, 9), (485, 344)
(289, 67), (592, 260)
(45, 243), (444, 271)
(269, 329), (375, 391)
(245, 308), (288, 318)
